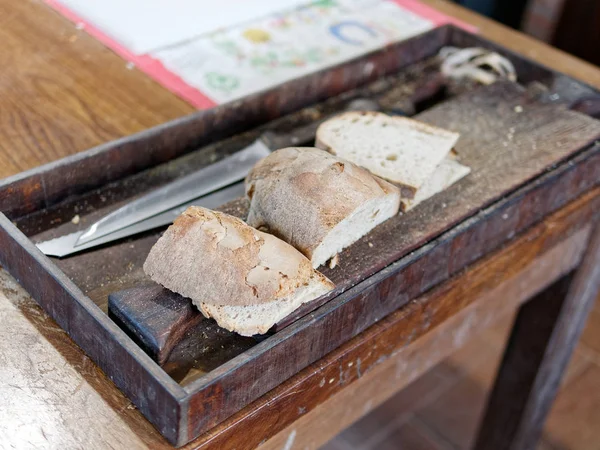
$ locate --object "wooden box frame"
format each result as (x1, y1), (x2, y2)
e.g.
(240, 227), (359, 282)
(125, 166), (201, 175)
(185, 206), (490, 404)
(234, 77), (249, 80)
(1, 26), (599, 446)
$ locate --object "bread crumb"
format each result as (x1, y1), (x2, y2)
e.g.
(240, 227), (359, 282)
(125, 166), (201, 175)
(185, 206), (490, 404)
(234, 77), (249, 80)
(514, 105), (523, 113)
(71, 214), (80, 225)
(329, 254), (339, 269)
(363, 61), (375, 76)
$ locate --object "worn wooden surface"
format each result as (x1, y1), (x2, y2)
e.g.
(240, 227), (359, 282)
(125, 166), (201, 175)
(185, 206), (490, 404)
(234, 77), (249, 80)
(475, 221), (600, 450)
(2, 0), (600, 448)
(2, 29), (479, 445)
(108, 284), (205, 365)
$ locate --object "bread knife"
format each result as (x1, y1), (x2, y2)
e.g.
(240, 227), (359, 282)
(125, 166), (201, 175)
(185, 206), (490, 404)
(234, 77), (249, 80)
(75, 140), (269, 246)
(36, 182), (246, 257)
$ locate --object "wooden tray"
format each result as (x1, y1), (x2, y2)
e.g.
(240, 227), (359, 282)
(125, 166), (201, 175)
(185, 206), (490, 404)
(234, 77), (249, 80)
(1, 26), (600, 446)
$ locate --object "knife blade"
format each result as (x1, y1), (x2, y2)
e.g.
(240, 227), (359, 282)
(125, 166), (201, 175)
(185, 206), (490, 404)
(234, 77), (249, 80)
(37, 182), (245, 257)
(75, 139), (270, 246)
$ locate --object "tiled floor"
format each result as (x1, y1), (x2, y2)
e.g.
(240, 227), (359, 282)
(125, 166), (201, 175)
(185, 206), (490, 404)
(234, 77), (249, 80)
(322, 295), (600, 450)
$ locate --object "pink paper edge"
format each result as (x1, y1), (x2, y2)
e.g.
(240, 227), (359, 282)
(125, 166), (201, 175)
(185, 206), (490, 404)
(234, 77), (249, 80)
(42, 0), (217, 109)
(42, 0), (477, 109)
(391, 0), (478, 32)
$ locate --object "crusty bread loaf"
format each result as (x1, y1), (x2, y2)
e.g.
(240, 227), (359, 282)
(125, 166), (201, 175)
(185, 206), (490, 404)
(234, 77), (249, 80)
(245, 147), (401, 268)
(401, 157), (471, 211)
(315, 111), (459, 197)
(144, 207), (333, 322)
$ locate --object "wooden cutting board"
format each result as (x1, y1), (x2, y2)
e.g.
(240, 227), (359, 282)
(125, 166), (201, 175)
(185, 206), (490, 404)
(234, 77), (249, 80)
(108, 80), (600, 370)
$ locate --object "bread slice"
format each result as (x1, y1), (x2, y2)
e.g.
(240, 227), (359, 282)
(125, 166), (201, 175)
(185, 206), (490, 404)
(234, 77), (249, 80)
(401, 157), (471, 211)
(198, 271), (332, 336)
(144, 206), (334, 309)
(315, 111), (460, 198)
(245, 147), (401, 268)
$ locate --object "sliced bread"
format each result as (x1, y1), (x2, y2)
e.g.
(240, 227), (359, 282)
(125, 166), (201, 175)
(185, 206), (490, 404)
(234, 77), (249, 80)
(315, 111), (460, 197)
(401, 157), (471, 211)
(144, 206), (334, 313)
(198, 271), (332, 336)
(245, 147), (401, 268)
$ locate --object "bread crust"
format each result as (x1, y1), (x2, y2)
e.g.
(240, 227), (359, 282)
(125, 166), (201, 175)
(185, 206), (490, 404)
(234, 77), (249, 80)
(144, 206), (327, 306)
(245, 147), (400, 263)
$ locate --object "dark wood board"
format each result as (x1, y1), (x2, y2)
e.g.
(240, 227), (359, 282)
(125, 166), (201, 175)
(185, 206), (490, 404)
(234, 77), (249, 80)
(107, 79), (600, 369)
(108, 284), (207, 366)
(112, 80), (600, 385)
(1, 26), (600, 446)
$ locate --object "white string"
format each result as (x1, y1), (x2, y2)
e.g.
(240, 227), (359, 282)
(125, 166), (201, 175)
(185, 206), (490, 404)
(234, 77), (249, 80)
(440, 46), (517, 85)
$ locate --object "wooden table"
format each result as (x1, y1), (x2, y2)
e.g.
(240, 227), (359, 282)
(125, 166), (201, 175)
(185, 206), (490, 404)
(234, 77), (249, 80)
(1, 1), (599, 448)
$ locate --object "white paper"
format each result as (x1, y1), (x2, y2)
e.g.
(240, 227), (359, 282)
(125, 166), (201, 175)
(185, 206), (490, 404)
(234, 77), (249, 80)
(59, 0), (308, 54)
(152, 0), (433, 103)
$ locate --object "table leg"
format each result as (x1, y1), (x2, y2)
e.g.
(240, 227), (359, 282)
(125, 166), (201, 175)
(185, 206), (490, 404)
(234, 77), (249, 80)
(474, 222), (600, 450)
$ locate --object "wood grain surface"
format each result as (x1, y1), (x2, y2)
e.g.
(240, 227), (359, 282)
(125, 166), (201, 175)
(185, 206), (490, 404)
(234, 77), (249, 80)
(2, 0), (600, 448)
(0, 0), (192, 178)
